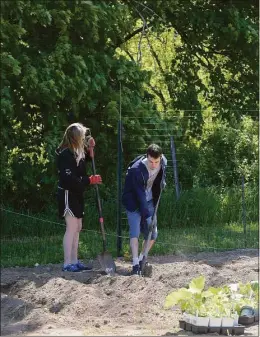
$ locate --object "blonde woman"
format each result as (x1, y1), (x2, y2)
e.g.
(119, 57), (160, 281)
(56, 123), (102, 272)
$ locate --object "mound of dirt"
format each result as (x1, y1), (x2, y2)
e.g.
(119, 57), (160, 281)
(1, 249), (259, 336)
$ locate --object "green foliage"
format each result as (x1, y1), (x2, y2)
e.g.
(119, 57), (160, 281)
(124, 0), (258, 118)
(197, 117), (258, 186)
(1, 0), (258, 212)
(1, 0), (156, 209)
(1, 212), (258, 267)
(120, 0), (258, 189)
(2, 184), (258, 254)
(165, 276), (258, 317)
(158, 183), (258, 228)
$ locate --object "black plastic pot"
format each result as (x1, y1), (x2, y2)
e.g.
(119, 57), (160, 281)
(208, 326), (221, 334)
(233, 325), (245, 335)
(221, 327), (233, 335)
(239, 306), (255, 325)
(185, 322), (192, 331)
(179, 320), (186, 330)
(254, 308), (259, 322)
(192, 325), (208, 334)
(240, 305), (254, 316)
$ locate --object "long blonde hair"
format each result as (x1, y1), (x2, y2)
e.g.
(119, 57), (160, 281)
(59, 123), (91, 164)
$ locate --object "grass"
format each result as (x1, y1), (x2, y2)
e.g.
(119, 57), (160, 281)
(1, 183), (258, 267)
(1, 222), (258, 268)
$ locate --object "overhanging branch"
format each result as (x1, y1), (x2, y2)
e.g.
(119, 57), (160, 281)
(114, 26), (149, 49)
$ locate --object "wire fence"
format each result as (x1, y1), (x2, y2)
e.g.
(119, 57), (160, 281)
(116, 116), (259, 256)
(1, 114), (258, 266)
(1, 207), (257, 253)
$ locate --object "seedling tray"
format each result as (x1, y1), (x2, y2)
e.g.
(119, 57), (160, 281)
(208, 326), (221, 334)
(221, 327), (235, 335)
(233, 325), (247, 335)
(179, 320), (185, 330)
(192, 325), (208, 334)
(179, 321), (245, 335)
(185, 322), (192, 331)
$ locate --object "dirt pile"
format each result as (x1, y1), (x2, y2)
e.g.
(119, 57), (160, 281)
(1, 249), (259, 336)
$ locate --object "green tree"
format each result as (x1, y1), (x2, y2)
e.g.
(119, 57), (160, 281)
(1, 0), (258, 212)
(123, 0), (258, 119)
(198, 117), (258, 186)
(119, 0), (258, 187)
(1, 0), (157, 209)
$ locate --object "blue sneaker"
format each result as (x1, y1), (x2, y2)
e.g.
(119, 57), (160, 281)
(76, 261), (93, 271)
(62, 264), (80, 272)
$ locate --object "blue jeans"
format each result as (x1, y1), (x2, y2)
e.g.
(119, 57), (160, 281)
(126, 200), (158, 240)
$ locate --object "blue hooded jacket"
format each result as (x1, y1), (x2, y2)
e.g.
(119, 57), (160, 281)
(122, 155), (167, 219)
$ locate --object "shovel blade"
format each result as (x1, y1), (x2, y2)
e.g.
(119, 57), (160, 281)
(97, 251), (116, 275)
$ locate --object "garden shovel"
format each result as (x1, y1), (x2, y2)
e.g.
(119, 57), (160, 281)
(140, 191), (162, 277)
(90, 152), (116, 275)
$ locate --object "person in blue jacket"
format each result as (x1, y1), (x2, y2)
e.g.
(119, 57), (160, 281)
(122, 144), (167, 275)
(56, 123), (102, 272)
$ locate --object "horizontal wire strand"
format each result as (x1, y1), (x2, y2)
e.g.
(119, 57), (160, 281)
(1, 207), (253, 252)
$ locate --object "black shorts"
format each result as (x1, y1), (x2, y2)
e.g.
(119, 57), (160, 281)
(57, 187), (84, 219)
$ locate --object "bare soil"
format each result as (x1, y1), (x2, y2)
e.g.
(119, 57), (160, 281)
(1, 249), (259, 336)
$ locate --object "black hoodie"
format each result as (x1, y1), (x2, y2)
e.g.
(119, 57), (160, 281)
(56, 147), (91, 194)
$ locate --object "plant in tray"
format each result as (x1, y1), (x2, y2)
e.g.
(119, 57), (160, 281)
(209, 316), (222, 328)
(165, 276), (206, 315)
(231, 282), (258, 315)
(164, 275), (257, 328)
(165, 276), (258, 333)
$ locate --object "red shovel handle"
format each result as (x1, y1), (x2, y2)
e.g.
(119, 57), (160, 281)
(91, 151), (107, 251)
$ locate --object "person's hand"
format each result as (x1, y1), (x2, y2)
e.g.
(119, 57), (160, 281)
(87, 137), (95, 148)
(146, 216), (153, 230)
(87, 137), (95, 158)
(89, 175), (102, 185)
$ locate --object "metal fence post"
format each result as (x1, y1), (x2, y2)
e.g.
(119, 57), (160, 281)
(117, 82), (123, 257)
(241, 175), (247, 248)
(170, 136), (180, 200)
